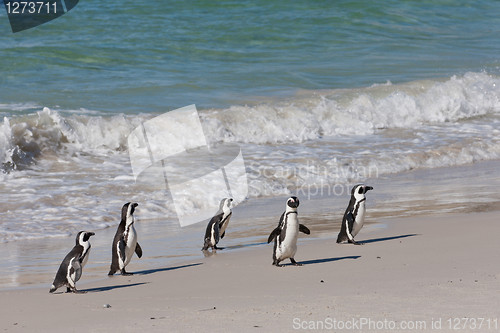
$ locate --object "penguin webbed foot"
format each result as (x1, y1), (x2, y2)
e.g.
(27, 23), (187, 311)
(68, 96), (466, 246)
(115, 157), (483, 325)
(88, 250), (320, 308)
(201, 240), (212, 252)
(202, 248), (218, 257)
(201, 243), (218, 253)
(348, 239), (364, 245)
(66, 287), (86, 294)
(290, 258), (303, 266)
(120, 269), (133, 276)
(73, 289), (87, 294)
(272, 260), (283, 267)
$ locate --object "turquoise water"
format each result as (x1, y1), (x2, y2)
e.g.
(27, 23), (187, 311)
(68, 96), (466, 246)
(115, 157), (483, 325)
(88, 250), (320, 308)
(1, 0), (500, 113)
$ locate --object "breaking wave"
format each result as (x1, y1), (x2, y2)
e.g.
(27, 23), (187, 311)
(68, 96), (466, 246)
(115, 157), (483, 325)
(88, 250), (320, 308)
(1, 71), (500, 173)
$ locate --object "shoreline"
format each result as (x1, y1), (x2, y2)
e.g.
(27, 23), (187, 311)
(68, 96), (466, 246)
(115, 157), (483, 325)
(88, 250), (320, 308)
(1, 159), (500, 291)
(1, 210), (499, 332)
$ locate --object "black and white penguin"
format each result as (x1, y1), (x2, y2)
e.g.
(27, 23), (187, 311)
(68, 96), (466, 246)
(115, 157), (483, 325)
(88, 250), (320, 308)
(267, 196), (310, 267)
(49, 231), (95, 294)
(218, 198), (233, 240)
(337, 184), (373, 245)
(202, 198), (233, 251)
(108, 202), (142, 276)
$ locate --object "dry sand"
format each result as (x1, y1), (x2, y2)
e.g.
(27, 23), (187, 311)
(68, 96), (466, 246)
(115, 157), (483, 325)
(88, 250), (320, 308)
(1, 211), (499, 332)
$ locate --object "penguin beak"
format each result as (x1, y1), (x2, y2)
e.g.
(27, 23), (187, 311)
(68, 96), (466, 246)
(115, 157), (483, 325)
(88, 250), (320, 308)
(365, 186), (373, 191)
(288, 197), (299, 208)
(133, 203), (139, 208)
(89, 232), (95, 236)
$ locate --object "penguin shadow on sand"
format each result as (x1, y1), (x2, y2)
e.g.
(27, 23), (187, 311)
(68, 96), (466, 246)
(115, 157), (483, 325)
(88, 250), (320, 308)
(81, 264), (204, 293)
(222, 242), (268, 251)
(81, 282), (149, 294)
(284, 255), (361, 267)
(132, 263), (203, 276)
(355, 233), (419, 245)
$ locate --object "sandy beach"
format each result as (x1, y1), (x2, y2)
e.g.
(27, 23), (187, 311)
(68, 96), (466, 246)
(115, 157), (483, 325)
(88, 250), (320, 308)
(1, 210), (499, 332)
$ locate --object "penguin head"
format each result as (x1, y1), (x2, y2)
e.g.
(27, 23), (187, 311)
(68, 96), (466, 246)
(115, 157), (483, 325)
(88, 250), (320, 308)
(286, 196), (300, 210)
(352, 184), (373, 200)
(121, 202), (139, 225)
(76, 231), (95, 245)
(219, 198), (233, 212)
(120, 202), (139, 225)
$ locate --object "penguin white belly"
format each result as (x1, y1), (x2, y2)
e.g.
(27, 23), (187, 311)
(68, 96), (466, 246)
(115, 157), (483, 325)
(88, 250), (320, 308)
(67, 258), (80, 287)
(219, 215), (231, 236)
(80, 248), (90, 268)
(277, 218), (299, 260)
(119, 226), (138, 268)
(210, 223), (217, 246)
(352, 203), (366, 237)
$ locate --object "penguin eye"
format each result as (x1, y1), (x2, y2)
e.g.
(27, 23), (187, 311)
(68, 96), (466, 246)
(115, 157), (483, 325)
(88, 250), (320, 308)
(358, 188), (364, 194)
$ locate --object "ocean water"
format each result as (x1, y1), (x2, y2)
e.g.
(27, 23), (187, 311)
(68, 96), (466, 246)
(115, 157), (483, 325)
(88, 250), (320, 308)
(1, 0), (500, 289)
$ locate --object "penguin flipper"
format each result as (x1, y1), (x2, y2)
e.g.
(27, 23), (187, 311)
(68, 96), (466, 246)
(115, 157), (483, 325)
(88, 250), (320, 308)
(268, 211), (286, 244)
(118, 238), (127, 263)
(267, 227), (280, 243)
(220, 231), (225, 239)
(345, 212), (360, 244)
(299, 224), (310, 235)
(214, 222), (220, 244)
(135, 242), (143, 258)
(71, 258), (82, 284)
(346, 212), (355, 232)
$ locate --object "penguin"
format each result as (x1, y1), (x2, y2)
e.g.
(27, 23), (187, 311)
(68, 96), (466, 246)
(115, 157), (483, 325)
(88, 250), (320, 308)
(337, 184), (373, 245)
(108, 202), (142, 276)
(49, 231), (95, 294)
(202, 198), (233, 251)
(218, 198), (233, 240)
(267, 196), (310, 267)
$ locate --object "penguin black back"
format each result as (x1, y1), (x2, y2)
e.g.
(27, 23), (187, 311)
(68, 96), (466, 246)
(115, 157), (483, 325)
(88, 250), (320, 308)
(108, 202), (142, 276)
(50, 231), (95, 293)
(337, 184), (373, 245)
